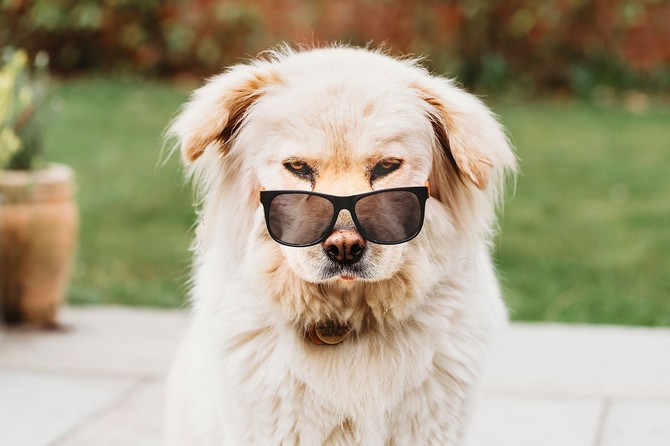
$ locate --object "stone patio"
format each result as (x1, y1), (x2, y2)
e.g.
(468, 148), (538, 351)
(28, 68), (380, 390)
(1, 306), (669, 445)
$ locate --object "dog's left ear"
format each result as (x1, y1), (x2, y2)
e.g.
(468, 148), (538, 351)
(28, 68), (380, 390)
(168, 62), (278, 163)
(413, 78), (516, 191)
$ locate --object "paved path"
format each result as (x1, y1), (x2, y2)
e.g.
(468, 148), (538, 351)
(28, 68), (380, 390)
(1, 306), (669, 445)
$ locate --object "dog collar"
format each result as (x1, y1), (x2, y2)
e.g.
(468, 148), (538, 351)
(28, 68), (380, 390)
(307, 320), (350, 345)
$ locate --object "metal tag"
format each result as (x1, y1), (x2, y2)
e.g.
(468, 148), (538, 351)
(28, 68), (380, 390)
(308, 320), (350, 345)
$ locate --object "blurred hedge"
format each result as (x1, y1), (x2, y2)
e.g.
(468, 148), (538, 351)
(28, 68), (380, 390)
(2, 0), (669, 95)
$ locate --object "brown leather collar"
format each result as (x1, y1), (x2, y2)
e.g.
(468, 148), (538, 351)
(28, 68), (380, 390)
(307, 320), (350, 345)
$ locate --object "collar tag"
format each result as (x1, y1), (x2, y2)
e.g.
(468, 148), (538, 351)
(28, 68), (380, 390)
(307, 320), (350, 345)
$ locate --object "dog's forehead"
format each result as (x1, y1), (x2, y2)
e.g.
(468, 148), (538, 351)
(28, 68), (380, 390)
(249, 74), (432, 164)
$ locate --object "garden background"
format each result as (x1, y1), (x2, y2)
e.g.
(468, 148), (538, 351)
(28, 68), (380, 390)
(2, 0), (669, 325)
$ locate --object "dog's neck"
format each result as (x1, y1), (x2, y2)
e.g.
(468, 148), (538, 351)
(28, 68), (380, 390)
(262, 262), (425, 337)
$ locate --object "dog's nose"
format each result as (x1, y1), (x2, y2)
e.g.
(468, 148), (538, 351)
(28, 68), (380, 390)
(322, 229), (366, 264)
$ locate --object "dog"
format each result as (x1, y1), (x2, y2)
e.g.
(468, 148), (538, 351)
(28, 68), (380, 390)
(165, 45), (516, 445)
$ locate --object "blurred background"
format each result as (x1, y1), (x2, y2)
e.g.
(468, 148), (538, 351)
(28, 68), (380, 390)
(2, 0), (669, 325)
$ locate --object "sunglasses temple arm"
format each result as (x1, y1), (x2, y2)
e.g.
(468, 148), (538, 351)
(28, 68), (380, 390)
(259, 186), (265, 203)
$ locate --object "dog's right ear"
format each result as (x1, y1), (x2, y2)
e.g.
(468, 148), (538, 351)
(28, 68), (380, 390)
(168, 63), (278, 163)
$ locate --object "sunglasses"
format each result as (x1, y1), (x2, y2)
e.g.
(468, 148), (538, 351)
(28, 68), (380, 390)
(259, 184), (430, 247)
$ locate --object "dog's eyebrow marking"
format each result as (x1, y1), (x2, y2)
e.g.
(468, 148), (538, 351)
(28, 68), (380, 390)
(367, 157), (403, 185)
(283, 158), (318, 187)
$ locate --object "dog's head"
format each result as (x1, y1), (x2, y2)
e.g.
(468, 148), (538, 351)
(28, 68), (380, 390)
(169, 47), (515, 326)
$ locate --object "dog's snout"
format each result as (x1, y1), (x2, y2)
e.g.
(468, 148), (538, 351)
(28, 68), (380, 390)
(323, 229), (366, 264)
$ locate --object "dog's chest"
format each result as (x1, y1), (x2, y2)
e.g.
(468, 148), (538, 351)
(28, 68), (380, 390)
(215, 321), (463, 444)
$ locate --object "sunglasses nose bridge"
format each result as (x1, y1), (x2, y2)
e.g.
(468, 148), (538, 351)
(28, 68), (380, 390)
(331, 207), (355, 230)
(322, 195), (351, 229)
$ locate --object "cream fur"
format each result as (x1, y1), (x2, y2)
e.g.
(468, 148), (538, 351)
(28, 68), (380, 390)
(166, 46), (516, 445)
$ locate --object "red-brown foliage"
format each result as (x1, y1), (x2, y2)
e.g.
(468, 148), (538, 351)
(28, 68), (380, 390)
(2, 0), (668, 94)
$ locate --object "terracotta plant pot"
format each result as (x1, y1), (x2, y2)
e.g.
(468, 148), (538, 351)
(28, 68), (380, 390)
(0, 163), (78, 327)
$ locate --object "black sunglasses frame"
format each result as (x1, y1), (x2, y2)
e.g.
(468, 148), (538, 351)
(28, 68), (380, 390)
(259, 186), (429, 247)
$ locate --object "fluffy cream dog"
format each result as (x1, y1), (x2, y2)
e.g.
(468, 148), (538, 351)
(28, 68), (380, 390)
(166, 45), (516, 445)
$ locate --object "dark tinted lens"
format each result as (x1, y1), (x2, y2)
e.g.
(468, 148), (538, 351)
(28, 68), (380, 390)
(268, 193), (334, 245)
(355, 191), (422, 243)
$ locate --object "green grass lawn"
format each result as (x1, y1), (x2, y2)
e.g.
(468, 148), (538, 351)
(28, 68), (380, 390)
(48, 79), (670, 325)
(495, 101), (670, 325)
(48, 79), (192, 308)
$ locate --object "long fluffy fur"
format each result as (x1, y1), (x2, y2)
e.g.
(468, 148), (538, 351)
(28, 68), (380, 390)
(166, 45), (516, 445)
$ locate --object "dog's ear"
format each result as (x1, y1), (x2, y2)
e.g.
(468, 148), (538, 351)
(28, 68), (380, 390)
(413, 79), (516, 195)
(169, 63), (278, 163)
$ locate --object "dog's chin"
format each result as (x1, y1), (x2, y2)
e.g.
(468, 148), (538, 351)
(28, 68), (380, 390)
(318, 261), (372, 282)
(282, 251), (389, 284)
(289, 260), (375, 284)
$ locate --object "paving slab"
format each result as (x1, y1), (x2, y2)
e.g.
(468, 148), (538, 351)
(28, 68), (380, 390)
(0, 307), (188, 379)
(467, 395), (604, 446)
(2, 306), (670, 446)
(599, 400), (670, 446)
(56, 381), (166, 446)
(0, 369), (135, 446)
(486, 323), (670, 399)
